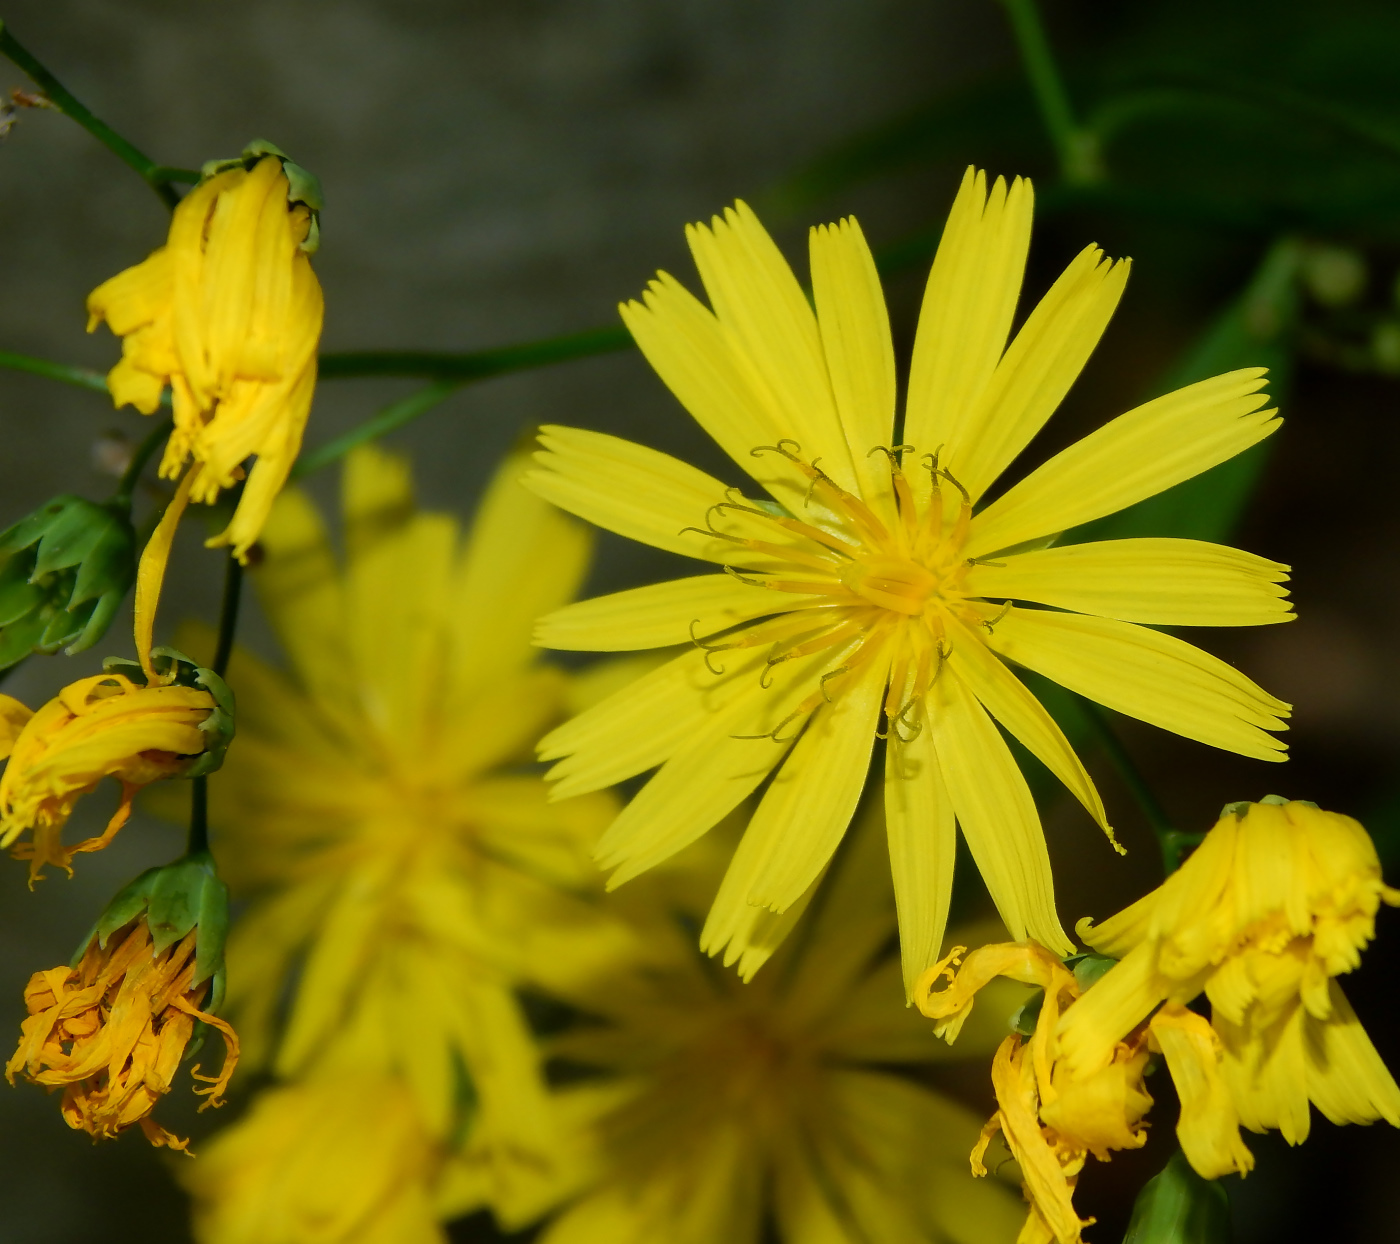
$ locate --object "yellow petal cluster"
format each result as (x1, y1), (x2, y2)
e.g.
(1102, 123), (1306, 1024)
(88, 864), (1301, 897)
(918, 941), (1157, 1244)
(0, 673), (216, 883)
(184, 445), (621, 1233)
(1059, 797), (1400, 1169)
(87, 155), (324, 561)
(5, 917), (237, 1151)
(526, 166), (1292, 993)
(532, 808), (1026, 1244)
(185, 1075), (444, 1244)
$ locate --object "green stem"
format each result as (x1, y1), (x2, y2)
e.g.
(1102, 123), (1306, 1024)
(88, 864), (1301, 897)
(0, 23), (196, 209)
(111, 416), (173, 508)
(996, 0), (1101, 183)
(0, 349), (110, 394)
(1072, 695), (1179, 872)
(291, 381), (460, 478)
(189, 554), (243, 857)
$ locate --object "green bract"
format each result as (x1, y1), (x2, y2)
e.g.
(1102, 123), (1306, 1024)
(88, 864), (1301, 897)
(0, 494), (135, 668)
(199, 139), (323, 254)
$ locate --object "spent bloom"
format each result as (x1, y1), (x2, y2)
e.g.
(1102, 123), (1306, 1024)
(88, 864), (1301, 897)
(917, 941), (1161, 1244)
(6, 903), (238, 1151)
(0, 657), (228, 883)
(526, 166), (1292, 991)
(531, 810), (1025, 1244)
(1059, 796), (1400, 1170)
(87, 145), (324, 561)
(191, 445), (625, 1229)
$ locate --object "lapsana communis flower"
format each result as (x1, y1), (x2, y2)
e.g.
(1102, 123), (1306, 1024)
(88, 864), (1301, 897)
(1059, 797), (1400, 1172)
(526, 167), (1292, 991)
(531, 809), (1025, 1244)
(188, 445), (626, 1229)
(87, 145), (324, 562)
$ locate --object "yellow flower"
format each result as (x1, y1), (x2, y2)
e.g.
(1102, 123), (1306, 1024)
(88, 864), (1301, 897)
(192, 444), (624, 1227)
(0, 670), (217, 883)
(184, 1075), (444, 1244)
(526, 167), (1292, 992)
(917, 941), (1159, 1244)
(527, 810), (1026, 1244)
(87, 152), (324, 562)
(5, 915), (237, 1151)
(1058, 796), (1400, 1171)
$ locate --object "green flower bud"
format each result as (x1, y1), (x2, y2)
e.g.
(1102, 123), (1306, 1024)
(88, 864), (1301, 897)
(1300, 243), (1367, 308)
(199, 139), (323, 253)
(79, 850), (230, 1010)
(0, 495), (136, 668)
(101, 646), (236, 778)
(1123, 1150), (1231, 1244)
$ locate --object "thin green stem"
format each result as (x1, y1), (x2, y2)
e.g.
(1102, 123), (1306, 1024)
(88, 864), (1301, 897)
(189, 554), (243, 858)
(111, 416), (173, 508)
(0, 349), (110, 394)
(0, 23), (195, 209)
(1071, 694), (1179, 872)
(291, 381), (460, 478)
(996, 0), (1101, 183)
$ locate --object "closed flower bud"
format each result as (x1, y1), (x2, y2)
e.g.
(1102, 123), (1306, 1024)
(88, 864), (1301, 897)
(0, 494), (136, 668)
(0, 648), (234, 882)
(6, 852), (237, 1150)
(87, 142), (325, 563)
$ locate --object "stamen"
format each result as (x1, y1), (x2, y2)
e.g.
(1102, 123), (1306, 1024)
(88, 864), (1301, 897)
(750, 440), (805, 462)
(981, 602), (1013, 633)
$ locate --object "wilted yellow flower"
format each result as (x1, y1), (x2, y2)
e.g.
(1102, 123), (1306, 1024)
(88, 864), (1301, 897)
(87, 150), (324, 561)
(526, 166), (1291, 992)
(0, 670), (217, 882)
(184, 1075), (444, 1244)
(1059, 796), (1400, 1170)
(5, 916), (237, 1151)
(917, 941), (1161, 1244)
(190, 444), (624, 1228)
(525, 810), (1025, 1244)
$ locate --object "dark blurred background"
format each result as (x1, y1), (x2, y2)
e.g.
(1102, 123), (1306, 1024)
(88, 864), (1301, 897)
(1, 1), (1399, 1241)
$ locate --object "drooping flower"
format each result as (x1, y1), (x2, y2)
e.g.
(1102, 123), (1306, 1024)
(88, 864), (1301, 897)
(87, 146), (324, 561)
(527, 808), (1026, 1244)
(186, 444), (627, 1229)
(184, 1074), (445, 1244)
(916, 941), (1166, 1244)
(1058, 796), (1400, 1169)
(0, 664), (222, 882)
(5, 913), (237, 1150)
(526, 167), (1292, 991)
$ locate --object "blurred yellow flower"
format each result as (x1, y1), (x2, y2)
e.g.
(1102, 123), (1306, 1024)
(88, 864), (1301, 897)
(0, 671), (216, 882)
(87, 153), (324, 562)
(917, 941), (1155, 1244)
(1059, 796), (1400, 1170)
(526, 166), (1292, 993)
(5, 916), (237, 1151)
(185, 1074), (444, 1244)
(525, 810), (1026, 1244)
(194, 444), (624, 1227)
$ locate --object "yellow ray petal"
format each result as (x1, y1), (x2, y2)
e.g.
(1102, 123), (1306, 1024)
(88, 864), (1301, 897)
(927, 669), (1071, 954)
(451, 450), (592, 691)
(968, 537), (1293, 628)
(535, 575), (816, 651)
(945, 615), (1112, 843)
(707, 655), (886, 935)
(686, 201), (857, 492)
(1056, 949), (1166, 1078)
(904, 168), (1033, 465)
(984, 608), (1289, 762)
(729, 867), (828, 981)
(884, 705), (956, 1000)
(954, 244), (1129, 502)
(524, 425), (733, 562)
(1305, 981), (1400, 1128)
(341, 443), (414, 562)
(966, 368), (1278, 559)
(810, 217), (898, 507)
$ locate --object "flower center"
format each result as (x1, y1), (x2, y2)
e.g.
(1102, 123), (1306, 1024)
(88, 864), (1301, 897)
(837, 554), (942, 615)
